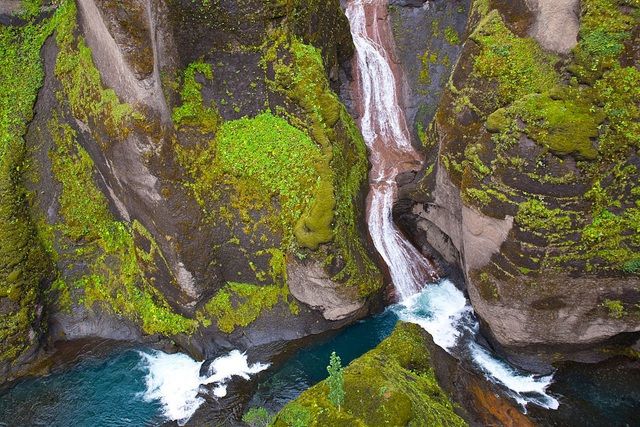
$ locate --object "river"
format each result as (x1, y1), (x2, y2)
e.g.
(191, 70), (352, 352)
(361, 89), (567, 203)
(0, 1), (638, 425)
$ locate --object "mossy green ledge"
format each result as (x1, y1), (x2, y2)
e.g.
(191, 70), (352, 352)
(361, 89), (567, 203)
(399, 0), (640, 362)
(273, 323), (467, 427)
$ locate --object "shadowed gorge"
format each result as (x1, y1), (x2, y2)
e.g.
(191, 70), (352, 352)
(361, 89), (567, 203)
(0, 0), (638, 425)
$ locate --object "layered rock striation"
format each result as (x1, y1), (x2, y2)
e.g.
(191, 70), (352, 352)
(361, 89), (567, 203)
(0, 0), (383, 382)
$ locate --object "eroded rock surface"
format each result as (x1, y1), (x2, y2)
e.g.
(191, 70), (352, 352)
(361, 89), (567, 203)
(393, 0), (640, 364)
(0, 0), (382, 383)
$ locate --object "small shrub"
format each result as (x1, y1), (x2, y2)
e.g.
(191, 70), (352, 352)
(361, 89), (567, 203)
(603, 299), (626, 319)
(242, 407), (273, 427)
(327, 351), (345, 411)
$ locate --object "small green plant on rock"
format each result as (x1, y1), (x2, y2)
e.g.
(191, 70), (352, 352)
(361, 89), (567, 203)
(280, 403), (311, 427)
(242, 407), (274, 427)
(603, 299), (626, 319)
(327, 351), (345, 411)
(444, 26), (461, 45)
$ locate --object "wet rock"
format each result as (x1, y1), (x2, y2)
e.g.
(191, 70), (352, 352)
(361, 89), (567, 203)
(392, 0), (640, 365)
(288, 259), (365, 321)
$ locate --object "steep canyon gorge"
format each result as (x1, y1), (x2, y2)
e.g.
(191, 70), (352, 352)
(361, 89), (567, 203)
(0, 0), (639, 425)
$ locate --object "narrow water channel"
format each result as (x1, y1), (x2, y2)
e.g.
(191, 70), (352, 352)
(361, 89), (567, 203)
(1, 1), (639, 426)
(345, 0), (557, 410)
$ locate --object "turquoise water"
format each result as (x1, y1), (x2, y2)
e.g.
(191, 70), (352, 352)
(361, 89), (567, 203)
(0, 311), (398, 427)
(249, 308), (399, 410)
(0, 349), (164, 426)
(0, 306), (638, 426)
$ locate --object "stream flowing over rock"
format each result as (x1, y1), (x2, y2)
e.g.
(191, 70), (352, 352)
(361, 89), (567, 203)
(0, 0), (639, 425)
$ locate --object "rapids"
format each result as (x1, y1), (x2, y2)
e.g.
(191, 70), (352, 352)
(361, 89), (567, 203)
(345, 0), (558, 410)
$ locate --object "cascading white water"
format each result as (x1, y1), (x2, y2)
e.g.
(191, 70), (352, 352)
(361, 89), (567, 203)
(346, 0), (558, 410)
(140, 350), (269, 425)
(346, 0), (437, 301)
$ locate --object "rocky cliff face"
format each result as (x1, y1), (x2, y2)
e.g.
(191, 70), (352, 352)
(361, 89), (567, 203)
(0, 0), (383, 382)
(395, 0), (640, 365)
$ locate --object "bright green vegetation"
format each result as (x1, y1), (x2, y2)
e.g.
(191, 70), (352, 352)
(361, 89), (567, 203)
(178, 111), (328, 248)
(444, 26), (461, 45)
(445, 0), (640, 276)
(274, 323), (466, 427)
(219, 113), (329, 245)
(602, 299), (626, 319)
(418, 50), (439, 85)
(199, 282), (290, 333)
(47, 117), (198, 335)
(268, 38), (381, 295)
(20, 0), (43, 18)
(515, 199), (572, 238)
(327, 351), (345, 410)
(17, 0), (198, 337)
(470, 10), (559, 104)
(178, 34), (380, 299)
(172, 61), (219, 133)
(54, 1), (138, 142)
(571, 0), (638, 83)
(242, 407), (274, 427)
(487, 94), (605, 159)
(0, 12), (55, 363)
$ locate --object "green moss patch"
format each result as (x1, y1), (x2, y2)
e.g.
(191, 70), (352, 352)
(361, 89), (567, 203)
(515, 199), (573, 236)
(46, 117), (198, 336)
(571, 0), (638, 82)
(267, 37), (381, 295)
(274, 323), (466, 427)
(0, 5), (60, 363)
(470, 10), (559, 104)
(498, 93), (605, 159)
(177, 35), (381, 297)
(199, 282), (284, 333)
(172, 61), (219, 133)
(53, 1), (138, 143)
(444, 0), (640, 276)
(218, 112), (326, 236)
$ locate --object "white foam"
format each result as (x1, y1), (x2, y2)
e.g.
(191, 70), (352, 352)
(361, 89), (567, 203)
(200, 350), (270, 395)
(139, 350), (269, 425)
(345, 0), (559, 413)
(392, 281), (559, 409)
(395, 279), (471, 349)
(469, 342), (559, 410)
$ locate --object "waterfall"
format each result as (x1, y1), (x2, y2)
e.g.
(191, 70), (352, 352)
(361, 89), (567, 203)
(346, 0), (438, 301)
(345, 0), (558, 410)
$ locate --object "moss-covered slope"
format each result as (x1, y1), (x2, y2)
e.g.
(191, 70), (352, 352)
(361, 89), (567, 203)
(401, 0), (640, 356)
(273, 322), (467, 427)
(0, 0), (381, 381)
(0, 4), (55, 376)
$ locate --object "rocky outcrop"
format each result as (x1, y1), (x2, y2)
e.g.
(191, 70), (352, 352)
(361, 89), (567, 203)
(394, 0), (640, 364)
(273, 322), (467, 426)
(271, 321), (550, 426)
(526, 0), (580, 54)
(0, 0), (383, 383)
(288, 259), (366, 321)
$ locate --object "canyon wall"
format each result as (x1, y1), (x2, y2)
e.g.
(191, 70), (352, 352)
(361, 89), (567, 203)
(395, 0), (640, 365)
(0, 0), (383, 382)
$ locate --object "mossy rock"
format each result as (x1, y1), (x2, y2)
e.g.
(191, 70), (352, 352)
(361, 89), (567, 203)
(513, 93), (605, 160)
(485, 107), (508, 133)
(273, 322), (467, 427)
